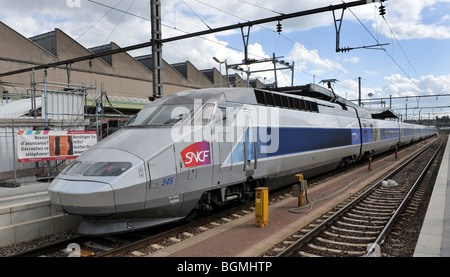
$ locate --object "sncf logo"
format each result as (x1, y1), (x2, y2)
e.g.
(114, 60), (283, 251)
(181, 141), (211, 168)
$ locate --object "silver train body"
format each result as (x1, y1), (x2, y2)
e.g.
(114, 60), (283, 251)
(48, 88), (437, 235)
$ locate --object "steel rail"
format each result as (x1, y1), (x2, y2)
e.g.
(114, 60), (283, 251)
(8, 235), (86, 257)
(364, 139), (444, 257)
(95, 188), (289, 257)
(276, 138), (440, 257)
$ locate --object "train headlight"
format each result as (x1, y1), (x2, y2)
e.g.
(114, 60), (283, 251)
(83, 162), (132, 177)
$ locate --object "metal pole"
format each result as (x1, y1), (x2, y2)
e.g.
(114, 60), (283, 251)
(44, 70), (48, 129)
(95, 80), (99, 139)
(151, 0), (163, 98)
(225, 60), (229, 87)
(291, 61), (295, 87)
(246, 67), (250, 87)
(219, 63), (222, 88)
(273, 53), (278, 88)
(12, 119), (17, 182)
(1, 0), (378, 78)
(358, 77), (361, 106)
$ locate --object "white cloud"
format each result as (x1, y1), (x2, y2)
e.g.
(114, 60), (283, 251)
(383, 73), (450, 97)
(332, 73), (450, 113)
(365, 70), (378, 76)
(286, 42), (348, 76)
(1, 0), (449, 110)
(343, 56), (360, 64)
(376, 0), (450, 40)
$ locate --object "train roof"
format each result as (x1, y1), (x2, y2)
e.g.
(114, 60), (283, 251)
(274, 84), (400, 120)
(151, 85), (399, 120)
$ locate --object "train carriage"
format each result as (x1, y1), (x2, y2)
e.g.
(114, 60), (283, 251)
(48, 87), (437, 235)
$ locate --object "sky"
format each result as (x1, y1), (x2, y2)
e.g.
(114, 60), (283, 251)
(1, 0), (450, 120)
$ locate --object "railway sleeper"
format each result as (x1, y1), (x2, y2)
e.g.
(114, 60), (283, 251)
(366, 195), (404, 202)
(298, 251), (322, 257)
(337, 221), (385, 229)
(359, 202), (398, 209)
(364, 198), (402, 205)
(317, 237), (369, 248)
(341, 216), (387, 225)
(324, 231), (376, 241)
(363, 200), (402, 206)
(353, 205), (396, 212)
(347, 212), (391, 221)
(331, 226), (379, 235)
(377, 187), (406, 193)
(307, 243), (366, 256)
(353, 205), (398, 211)
(351, 208), (395, 216)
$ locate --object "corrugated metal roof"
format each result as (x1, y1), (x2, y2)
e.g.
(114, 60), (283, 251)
(0, 98), (41, 118)
(85, 94), (149, 110)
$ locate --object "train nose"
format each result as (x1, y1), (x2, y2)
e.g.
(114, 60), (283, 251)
(48, 148), (147, 217)
(49, 178), (115, 216)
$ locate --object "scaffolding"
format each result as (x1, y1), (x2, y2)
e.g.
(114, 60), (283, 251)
(1, 71), (100, 185)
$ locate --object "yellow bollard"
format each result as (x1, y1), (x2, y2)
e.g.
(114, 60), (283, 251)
(294, 174), (307, 207)
(255, 187), (268, 227)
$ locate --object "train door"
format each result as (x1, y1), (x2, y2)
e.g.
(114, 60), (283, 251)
(146, 145), (182, 218)
(242, 110), (257, 176)
(216, 107), (232, 173)
(211, 107), (233, 188)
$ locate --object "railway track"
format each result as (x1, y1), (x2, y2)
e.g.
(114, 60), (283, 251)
(7, 138), (440, 257)
(271, 137), (444, 257)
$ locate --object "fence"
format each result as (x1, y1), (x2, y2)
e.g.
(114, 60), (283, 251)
(0, 118), (89, 184)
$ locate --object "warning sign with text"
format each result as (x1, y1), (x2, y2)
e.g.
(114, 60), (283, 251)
(17, 130), (97, 162)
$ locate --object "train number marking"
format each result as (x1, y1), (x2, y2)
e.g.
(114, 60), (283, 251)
(162, 177), (174, 186)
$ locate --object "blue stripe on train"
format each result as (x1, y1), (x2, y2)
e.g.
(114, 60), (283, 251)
(226, 127), (359, 164)
(223, 126), (431, 164)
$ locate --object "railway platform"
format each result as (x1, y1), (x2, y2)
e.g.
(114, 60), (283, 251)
(146, 138), (438, 257)
(1, 136), (447, 257)
(0, 181), (80, 247)
(414, 135), (450, 257)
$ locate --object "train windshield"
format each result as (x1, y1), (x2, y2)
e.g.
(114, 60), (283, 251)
(127, 103), (214, 126)
(126, 106), (158, 126)
(146, 104), (195, 125)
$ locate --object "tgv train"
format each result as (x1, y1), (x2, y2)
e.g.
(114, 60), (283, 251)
(48, 86), (437, 235)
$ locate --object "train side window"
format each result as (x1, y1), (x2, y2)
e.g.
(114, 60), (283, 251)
(202, 104), (214, 124)
(310, 102), (318, 112)
(265, 93), (274, 106)
(305, 101), (312, 111)
(281, 96), (289, 108)
(288, 97), (295, 109)
(273, 94), (282, 107)
(294, 98), (301, 110)
(254, 90), (266, 105)
(300, 100), (306, 110)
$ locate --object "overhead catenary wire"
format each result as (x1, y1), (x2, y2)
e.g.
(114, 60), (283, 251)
(345, 3), (430, 96)
(54, 0), (127, 65)
(0, 0), (403, 98)
(102, 0), (136, 45)
(193, 0), (364, 91)
(182, 0), (212, 30)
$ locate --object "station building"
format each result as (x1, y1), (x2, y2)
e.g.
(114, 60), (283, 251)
(0, 21), (263, 183)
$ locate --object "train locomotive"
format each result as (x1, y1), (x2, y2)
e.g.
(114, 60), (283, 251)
(48, 85), (437, 235)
